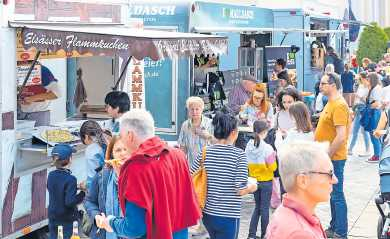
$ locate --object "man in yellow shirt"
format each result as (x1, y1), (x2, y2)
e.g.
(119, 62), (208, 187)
(315, 72), (350, 239)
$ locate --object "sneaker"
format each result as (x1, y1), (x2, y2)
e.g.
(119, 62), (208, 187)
(325, 228), (334, 238)
(367, 155), (379, 163)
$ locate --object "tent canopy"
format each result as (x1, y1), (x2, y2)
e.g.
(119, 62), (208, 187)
(10, 21), (228, 61)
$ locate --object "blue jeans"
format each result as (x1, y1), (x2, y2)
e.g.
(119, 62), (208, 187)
(330, 160), (348, 237)
(248, 181), (272, 238)
(203, 214), (240, 239)
(370, 132), (382, 157)
(349, 111), (370, 152)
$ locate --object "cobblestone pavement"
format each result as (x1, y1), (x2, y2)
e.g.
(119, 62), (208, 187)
(192, 142), (381, 239)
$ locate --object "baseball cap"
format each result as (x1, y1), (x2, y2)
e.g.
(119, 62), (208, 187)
(51, 143), (76, 161)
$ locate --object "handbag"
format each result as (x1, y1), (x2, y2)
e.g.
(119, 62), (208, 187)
(360, 89), (381, 132)
(192, 147), (207, 210)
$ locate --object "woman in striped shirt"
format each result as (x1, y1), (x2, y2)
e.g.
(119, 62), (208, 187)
(191, 108), (258, 239)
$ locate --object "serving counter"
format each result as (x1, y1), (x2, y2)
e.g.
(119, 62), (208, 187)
(15, 126), (87, 178)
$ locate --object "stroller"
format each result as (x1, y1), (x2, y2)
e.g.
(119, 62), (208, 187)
(376, 114), (390, 239)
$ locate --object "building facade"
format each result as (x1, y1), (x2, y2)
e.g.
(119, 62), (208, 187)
(351, 0), (390, 27)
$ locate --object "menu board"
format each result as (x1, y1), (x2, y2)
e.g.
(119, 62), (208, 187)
(17, 62), (42, 86)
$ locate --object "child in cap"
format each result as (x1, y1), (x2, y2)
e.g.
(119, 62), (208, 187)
(47, 143), (86, 239)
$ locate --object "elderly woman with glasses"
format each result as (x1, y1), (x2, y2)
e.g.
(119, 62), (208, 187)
(239, 84), (274, 127)
(266, 141), (337, 239)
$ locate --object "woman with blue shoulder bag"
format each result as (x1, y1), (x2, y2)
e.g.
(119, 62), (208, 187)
(360, 72), (383, 162)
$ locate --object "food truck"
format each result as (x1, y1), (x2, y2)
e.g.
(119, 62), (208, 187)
(129, 1), (300, 122)
(272, 10), (348, 92)
(0, 20), (227, 238)
(256, 0), (349, 92)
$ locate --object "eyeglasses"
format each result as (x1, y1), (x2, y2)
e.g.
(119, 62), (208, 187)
(253, 96), (263, 100)
(319, 82), (330, 86)
(303, 170), (335, 180)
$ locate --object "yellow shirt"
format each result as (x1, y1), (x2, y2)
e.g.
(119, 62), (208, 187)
(315, 97), (350, 160)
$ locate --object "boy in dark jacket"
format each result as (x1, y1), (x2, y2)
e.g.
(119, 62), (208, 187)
(47, 143), (86, 239)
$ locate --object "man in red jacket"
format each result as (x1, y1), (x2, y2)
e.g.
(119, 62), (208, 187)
(96, 109), (201, 239)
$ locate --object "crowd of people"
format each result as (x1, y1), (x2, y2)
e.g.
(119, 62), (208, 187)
(45, 52), (390, 239)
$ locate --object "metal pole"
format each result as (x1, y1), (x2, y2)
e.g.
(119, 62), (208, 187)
(279, 32), (288, 46)
(112, 55), (132, 91)
(18, 50), (41, 99)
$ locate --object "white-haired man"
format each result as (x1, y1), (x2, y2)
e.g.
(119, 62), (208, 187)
(96, 109), (201, 239)
(266, 141), (338, 239)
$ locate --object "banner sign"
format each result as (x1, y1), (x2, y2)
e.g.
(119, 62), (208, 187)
(190, 1), (273, 29)
(129, 2), (188, 25)
(127, 59), (145, 109)
(17, 26), (228, 61)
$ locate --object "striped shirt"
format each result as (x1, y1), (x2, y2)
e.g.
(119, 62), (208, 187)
(190, 144), (248, 218)
(227, 83), (251, 115)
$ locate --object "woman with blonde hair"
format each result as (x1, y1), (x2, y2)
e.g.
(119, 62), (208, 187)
(348, 72), (371, 156)
(240, 84), (274, 127)
(84, 136), (131, 239)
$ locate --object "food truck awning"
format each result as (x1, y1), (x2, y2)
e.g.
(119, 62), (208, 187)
(9, 21), (228, 61)
(193, 26), (348, 35)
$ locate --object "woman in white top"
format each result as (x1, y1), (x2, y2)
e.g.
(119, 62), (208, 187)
(362, 72), (383, 162)
(274, 87), (303, 136)
(348, 73), (370, 156)
(274, 101), (314, 195)
(275, 101), (314, 150)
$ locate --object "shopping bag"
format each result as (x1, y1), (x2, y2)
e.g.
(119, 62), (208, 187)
(192, 147), (207, 210)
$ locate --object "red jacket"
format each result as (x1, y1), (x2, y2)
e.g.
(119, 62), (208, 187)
(118, 136), (201, 239)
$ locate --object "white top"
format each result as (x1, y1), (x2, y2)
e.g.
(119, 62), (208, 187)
(275, 128), (315, 154)
(21, 81), (61, 113)
(369, 85), (383, 103)
(355, 85), (369, 104)
(274, 110), (295, 131)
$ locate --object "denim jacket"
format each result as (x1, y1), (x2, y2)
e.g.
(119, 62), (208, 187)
(84, 167), (111, 239)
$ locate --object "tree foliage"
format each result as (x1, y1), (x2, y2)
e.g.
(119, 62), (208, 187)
(385, 27), (390, 39)
(357, 23), (389, 64)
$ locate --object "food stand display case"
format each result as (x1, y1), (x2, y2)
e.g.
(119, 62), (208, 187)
(1, 22), (227, 239)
